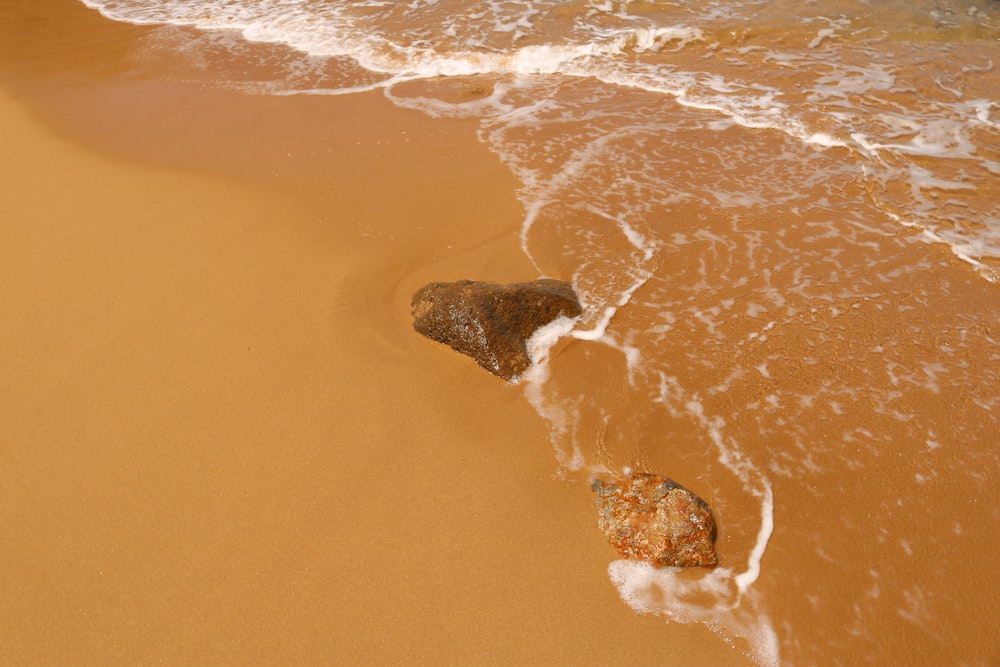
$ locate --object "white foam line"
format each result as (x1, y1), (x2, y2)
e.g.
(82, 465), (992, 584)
(518, 198), (548, 274)
(735, 480), (774, 592)
(808, 28), (837, 49)
(884, 210), (998, 283)
(806, 132), (848, 148)
(273, 79), (402, 96)
(571, 269), (652, 341)
(584, 67), (839, 158)
(639, 374), (781, 663)
(585, 204), (657, 261)
(607, 561), (780, 665)
(971, 99), (1000, 129)
(382, 86), (514, 119)
(667, 377), (775, 595)
(513, 126), (647, 271)
(525, 314), (579, 369)
(571, 306), (619, 341)
(519, 315), (587, 472)
(560, 205), (658, 342)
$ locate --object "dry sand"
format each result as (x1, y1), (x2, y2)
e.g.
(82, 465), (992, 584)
(0, 2), (750, 664)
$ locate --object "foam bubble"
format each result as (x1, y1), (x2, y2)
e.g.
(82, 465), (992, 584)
(525, 314), (579, 370)
(808, 28), (838, 49)
(608, 560), (781, 666)
(806, 132), (848, 148)
(520, 315), (586, 472)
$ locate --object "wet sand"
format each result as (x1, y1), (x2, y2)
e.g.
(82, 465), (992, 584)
(0, 2), (751, 664)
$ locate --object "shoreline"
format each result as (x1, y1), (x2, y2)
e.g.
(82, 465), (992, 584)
(8, 2), (998, 664)
(0, 3), (752, 664)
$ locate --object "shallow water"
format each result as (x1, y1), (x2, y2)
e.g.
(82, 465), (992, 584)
(45, 0), (1000, 663)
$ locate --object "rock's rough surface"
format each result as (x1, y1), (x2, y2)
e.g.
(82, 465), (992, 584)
(411, 279), (581, 380)
(593, 472), (718, 568)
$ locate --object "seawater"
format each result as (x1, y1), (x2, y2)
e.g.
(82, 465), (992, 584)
(77, 0), (1000, 664)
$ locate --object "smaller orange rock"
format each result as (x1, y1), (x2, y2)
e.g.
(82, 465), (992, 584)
(593, 472), (718, 568)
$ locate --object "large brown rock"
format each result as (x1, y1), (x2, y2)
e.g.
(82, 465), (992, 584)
(592, 472), (718, 568)
(411, 279), (581, 380)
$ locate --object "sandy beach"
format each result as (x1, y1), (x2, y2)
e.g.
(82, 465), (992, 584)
(0, 2), (754, 664)
(6, 1), (1000, 664)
